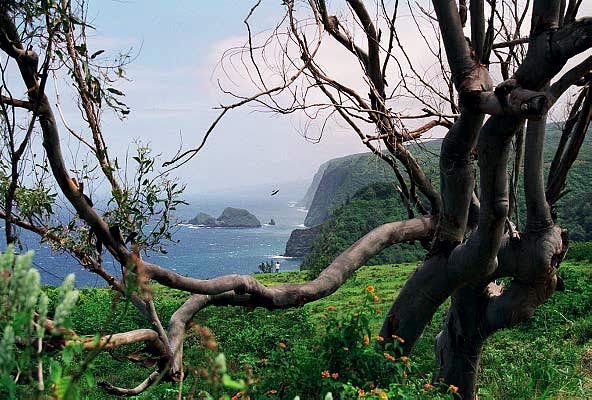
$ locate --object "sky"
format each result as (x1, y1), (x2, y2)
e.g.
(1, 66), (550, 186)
(42, 0), (592, 197)
(71, 0), (371, 196)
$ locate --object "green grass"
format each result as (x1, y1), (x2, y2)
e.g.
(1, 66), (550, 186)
(48, 261), (592, 399)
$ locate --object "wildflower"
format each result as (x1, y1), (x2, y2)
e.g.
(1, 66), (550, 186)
(383, 352), (395, 361)
(278, 342), (286, 349)
(448, 384), (459, 393)
(392, 334), (405, 343)
(366, 285), (375, 293)
(331, 372), (339, 379)
(266, 389), (278, 395)
(231, 393), (242, 400)
(372, 295), (379, 302)
(423, 383), (434, 389)
(260, 358), (268, 363)
(400, 356), (411, 366)
(362, 335), (370, 346)
(357, 389), (365, 396)
(327, 305), (336, 311)
(376, 335), (384, 342)
(371, 389), (387, 399)
(321, 370), (330, 378)
(343, 347), (349, 351)
(403, 371), (407, 378)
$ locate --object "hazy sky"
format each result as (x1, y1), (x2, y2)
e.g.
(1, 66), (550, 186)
(50, 0), (591, 197)
(68, 0), (371, 196)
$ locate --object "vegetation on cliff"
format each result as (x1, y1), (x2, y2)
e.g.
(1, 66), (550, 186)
(300, 128), (592, 274)
(303, 153), (400, 227)
(301, 183), (425, 274)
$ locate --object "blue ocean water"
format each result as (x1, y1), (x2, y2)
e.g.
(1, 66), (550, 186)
(1, 191), (308, 287)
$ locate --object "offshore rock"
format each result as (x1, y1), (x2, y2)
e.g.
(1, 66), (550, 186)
(188, 207), (261, 228)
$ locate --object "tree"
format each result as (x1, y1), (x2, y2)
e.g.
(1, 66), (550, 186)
(0, 0), (591, 399)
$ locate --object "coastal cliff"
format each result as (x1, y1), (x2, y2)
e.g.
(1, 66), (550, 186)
(283, 225), (322, 257)
(285, 152), (397, 257)
(303, 153), (396, 227)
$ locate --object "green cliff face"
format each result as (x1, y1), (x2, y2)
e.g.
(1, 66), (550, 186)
(303, 153), (397, 227)
(296, 161), (329, 209)
(300, 183), (425, 273)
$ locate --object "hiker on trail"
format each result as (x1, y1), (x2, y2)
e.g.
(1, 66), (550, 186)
(275, 261), (281, 273)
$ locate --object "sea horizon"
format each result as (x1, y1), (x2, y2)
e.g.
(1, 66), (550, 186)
(0, 182), (311, 288)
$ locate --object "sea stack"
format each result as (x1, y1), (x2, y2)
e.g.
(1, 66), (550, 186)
(188, 207), (261, 228)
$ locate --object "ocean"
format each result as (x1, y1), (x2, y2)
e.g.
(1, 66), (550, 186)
(1, 189), (309, 287)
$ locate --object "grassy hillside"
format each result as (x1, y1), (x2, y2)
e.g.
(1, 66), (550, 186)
(45, 258), (592, 399)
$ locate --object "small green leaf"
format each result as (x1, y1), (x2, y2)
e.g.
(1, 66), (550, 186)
(222, 373), (246, 390)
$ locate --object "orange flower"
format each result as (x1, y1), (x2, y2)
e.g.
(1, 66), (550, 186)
(392, 334), (405, 343)
(383, 352), (396, 361)
(231, 392), (242, 400)
(376, 335), (384, 342)
(321, 370), (330, 378)
(265, 389), (278, 395)
(400, 356), (411, 366)
(327, 305), (336, 311)
(331, 372), (339, 379)
(423, 383), (434, 389)
(366, 285), (375, 293)
(278, 342), (286, 349)
(357, 389), (365, 396)
(260, 358), (268, 363)
(372, 295), (379, 302)
(362, 335), (370, 346)
(370, 388), (387, 399)
(403, 371), (407, 378)
(448, 384), (459, 393)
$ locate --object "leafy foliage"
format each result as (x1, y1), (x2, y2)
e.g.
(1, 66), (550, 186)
(104, 143), (187, 254)
(0, 246), (87, 399)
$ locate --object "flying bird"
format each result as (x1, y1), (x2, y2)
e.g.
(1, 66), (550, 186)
(271, 189), (280, 196)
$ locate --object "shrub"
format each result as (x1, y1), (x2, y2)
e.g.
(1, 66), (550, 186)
(565, 242), (592, 262)
(0, 246), (86, 399)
